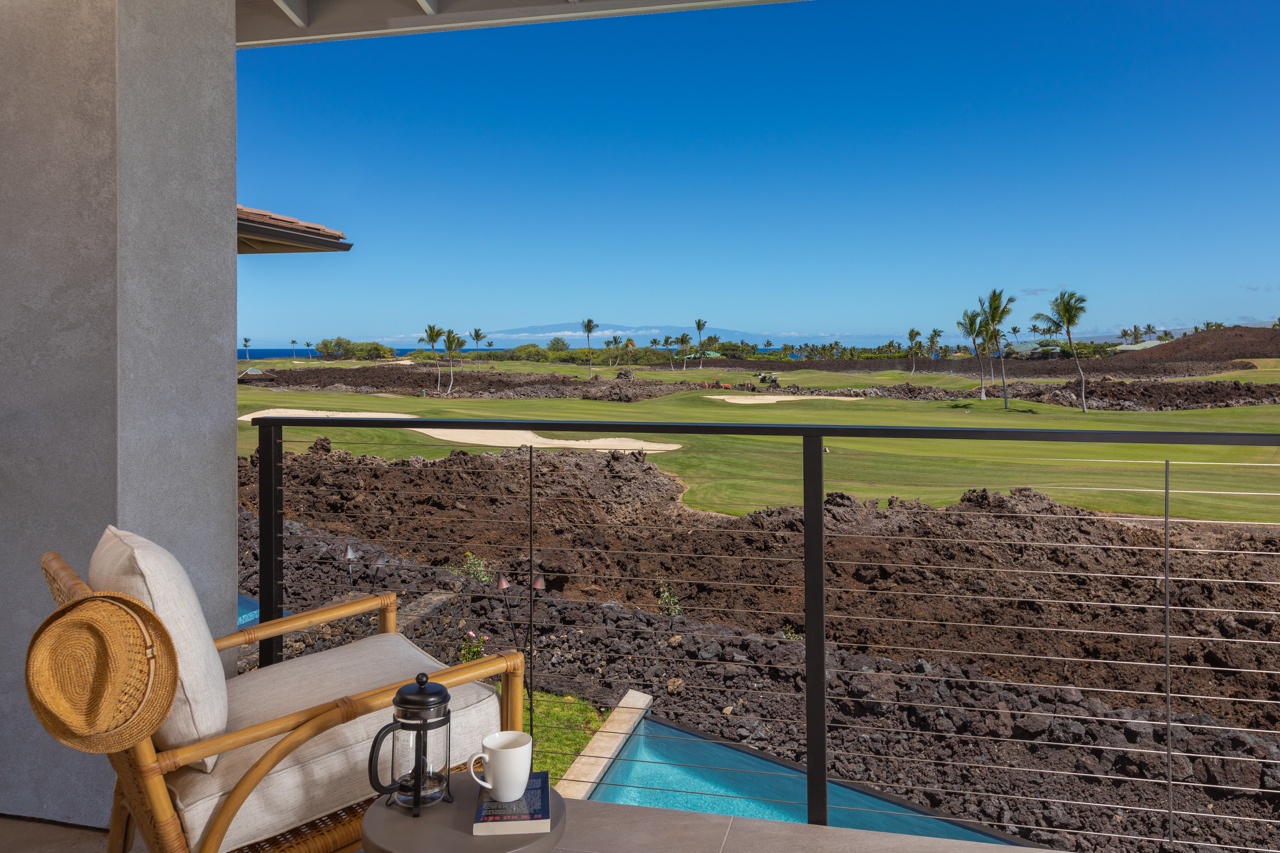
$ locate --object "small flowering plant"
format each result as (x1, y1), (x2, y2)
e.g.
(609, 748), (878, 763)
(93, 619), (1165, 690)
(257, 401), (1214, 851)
(459, 630), (489, 663)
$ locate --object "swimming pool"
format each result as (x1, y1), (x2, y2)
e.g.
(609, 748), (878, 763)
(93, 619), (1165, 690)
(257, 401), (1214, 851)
(588, 718), (1014, 845)
(236, 594), (288, 628)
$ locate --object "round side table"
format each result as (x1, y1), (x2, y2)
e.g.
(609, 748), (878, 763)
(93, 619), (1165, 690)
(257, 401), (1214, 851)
(362, 771), (566, 853)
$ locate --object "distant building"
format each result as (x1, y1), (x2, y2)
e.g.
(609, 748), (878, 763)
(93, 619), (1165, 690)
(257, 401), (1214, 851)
(237, 367), (277, 385)
(1009, 342), (1062, 358)
(1114, 340), (1165, 353)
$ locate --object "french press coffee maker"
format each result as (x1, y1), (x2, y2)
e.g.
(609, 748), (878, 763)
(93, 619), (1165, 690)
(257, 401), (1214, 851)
(368, 673), (453, 816)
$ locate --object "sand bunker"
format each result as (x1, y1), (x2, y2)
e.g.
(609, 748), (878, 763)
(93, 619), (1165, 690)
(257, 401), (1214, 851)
(706, 394), (862, 404)
(239, 408), (680, 453)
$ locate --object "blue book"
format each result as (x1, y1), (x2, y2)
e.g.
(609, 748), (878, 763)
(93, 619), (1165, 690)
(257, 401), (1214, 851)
(472, 771), (551, 836)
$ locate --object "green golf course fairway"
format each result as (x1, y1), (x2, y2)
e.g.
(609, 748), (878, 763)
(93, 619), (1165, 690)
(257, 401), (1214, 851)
(237, 357), (1280, 389)
(238, 386), (1280, 523)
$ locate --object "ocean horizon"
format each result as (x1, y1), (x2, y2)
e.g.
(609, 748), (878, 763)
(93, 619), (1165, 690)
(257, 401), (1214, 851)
(237, 346), (787, 360)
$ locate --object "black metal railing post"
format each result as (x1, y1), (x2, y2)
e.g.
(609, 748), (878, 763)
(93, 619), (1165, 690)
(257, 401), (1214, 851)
(528, 444), (536, 740)
(258, 422), (285, 666)
(803, 434), (828, 826)
(1163, 461), (1176, 844)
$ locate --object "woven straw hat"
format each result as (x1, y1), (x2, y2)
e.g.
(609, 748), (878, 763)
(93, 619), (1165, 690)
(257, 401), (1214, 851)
(26, 592), (178, 754)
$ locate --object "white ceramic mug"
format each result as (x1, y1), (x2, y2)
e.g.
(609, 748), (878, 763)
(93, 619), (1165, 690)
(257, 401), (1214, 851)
(468, 730), (532, 802)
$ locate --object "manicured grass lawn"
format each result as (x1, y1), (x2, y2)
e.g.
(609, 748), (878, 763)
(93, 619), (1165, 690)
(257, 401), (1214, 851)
(250, 357), (990, 390)
(527, 691), (602, 785)
(238, 387), (1280, 522)
(1178, 359), (1280, 384)
(238, 357), (384, 371)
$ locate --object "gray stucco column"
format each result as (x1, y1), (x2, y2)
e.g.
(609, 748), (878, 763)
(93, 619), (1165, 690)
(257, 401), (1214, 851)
(1, 0), (237, 827)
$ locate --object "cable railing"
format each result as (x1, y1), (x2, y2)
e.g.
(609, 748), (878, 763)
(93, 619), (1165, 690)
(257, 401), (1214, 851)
(247, 416), (1280, 852)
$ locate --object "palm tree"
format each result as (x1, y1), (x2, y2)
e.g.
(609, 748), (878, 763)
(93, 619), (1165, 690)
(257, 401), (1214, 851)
(956, 310), (985, 400)
(242, 337), (251, 361)
(764, 339), (773, 350)
(581, 318), (598, 375)
(290, 339), (298, 359)
(443, 329), (464, 395)
(695, 319), (707, 369)
(907, 328), (921, 374)
(419, 324), (444, 391)
(1009, 325), (1021, 345)
(471, 328), (486, 363)
(1143, 323), (1157, 338)
(676, 332), (692, 369)
(980, 289), (1016, 409)
(927, 328), (943, 363)
(623, 337), (636, 365)
(662, 335), (675, 370)
(607, 334), (623, 366)
(1033, 290), (1089, 413)
(304, 341), (313, 360)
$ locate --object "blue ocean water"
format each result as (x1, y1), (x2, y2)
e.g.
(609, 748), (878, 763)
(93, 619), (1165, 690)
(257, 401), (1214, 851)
(589, 718), (1013, 844)
(237, 347), (425, 360)
(235, 347), (788, 360)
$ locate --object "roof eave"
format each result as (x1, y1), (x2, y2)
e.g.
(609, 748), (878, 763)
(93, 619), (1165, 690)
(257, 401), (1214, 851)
(236, 220), (354, 254)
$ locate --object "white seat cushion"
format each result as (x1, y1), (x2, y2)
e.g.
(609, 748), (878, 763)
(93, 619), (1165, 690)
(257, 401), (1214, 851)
(88, 526), (228, 772)
(169, 632), (500, 853)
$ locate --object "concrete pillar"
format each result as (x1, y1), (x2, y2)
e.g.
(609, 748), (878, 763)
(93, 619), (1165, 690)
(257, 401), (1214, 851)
(1, 0), (237, 826)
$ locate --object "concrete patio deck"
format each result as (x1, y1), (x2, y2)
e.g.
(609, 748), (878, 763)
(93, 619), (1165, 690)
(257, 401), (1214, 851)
(5, 799), (1016, 852)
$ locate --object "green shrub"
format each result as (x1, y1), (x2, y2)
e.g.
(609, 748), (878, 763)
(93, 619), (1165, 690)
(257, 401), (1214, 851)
(445, 551), (492, 584)
(656, 576), (681, 616)
(314, 337), (396, 360)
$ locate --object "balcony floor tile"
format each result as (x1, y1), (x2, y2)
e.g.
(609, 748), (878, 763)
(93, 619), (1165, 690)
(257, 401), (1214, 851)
(4, 802), (1017, 853)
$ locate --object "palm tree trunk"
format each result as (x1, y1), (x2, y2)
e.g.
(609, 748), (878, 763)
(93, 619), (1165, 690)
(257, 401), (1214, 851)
(1068, 330), (1087, 412)
(447, 357), (455, 395)
(972, 337), (985, 400)
(998, 352), (1009, 409)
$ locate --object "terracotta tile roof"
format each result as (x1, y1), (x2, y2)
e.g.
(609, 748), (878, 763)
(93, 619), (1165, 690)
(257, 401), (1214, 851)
(236, 204), (347, 241)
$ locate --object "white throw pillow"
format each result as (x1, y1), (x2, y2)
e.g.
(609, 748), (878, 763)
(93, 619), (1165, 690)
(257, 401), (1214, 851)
(89, 526), (228, 772)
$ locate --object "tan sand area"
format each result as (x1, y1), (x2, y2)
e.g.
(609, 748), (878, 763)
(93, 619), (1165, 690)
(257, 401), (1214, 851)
(238, 409), (681, 453)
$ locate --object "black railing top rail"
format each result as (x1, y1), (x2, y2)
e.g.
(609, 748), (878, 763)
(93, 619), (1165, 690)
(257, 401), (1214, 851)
(250, 415), (1280, 446)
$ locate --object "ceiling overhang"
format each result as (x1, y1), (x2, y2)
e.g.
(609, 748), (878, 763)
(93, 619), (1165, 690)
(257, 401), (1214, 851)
(237, 0), (799, 47)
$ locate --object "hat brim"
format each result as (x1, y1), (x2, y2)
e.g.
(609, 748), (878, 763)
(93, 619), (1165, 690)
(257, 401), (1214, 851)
(27, 592), (178, 755)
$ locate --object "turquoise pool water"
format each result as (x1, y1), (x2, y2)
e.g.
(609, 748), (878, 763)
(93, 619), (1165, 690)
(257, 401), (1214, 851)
(589, 718), (1013, 845)
(236, 594), (291, 628)
(236, 595), (260, 627)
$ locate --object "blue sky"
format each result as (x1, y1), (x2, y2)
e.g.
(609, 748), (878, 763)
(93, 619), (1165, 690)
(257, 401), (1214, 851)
(237, 0), (1280, 348)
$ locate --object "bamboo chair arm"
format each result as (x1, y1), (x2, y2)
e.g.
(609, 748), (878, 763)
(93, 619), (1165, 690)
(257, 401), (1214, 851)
(213, 592), (398, 651)
(41, 552), (93, 604)
(192, 651), (525, 853)
(155, 651), (525, 773)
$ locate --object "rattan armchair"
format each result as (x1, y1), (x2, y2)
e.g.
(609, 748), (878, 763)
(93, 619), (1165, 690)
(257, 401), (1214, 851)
(34, 552), (525, 853)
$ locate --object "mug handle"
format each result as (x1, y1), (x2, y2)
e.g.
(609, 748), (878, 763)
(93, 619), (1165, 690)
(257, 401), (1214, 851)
(468, 752), (491, 789)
